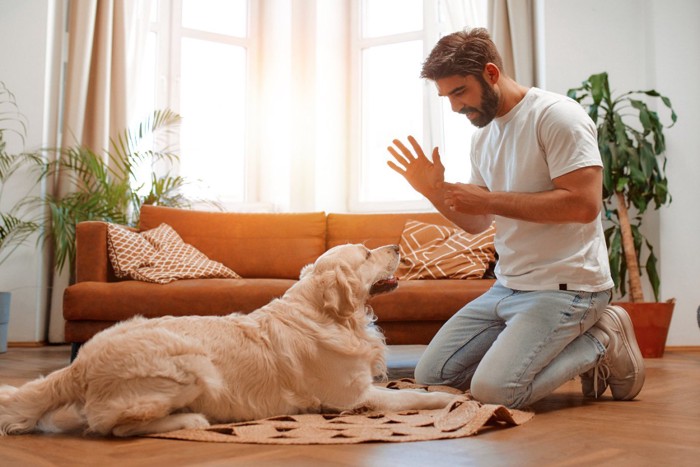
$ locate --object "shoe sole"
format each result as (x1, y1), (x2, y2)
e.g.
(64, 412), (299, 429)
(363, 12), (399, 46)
(605, 305), (646, 400)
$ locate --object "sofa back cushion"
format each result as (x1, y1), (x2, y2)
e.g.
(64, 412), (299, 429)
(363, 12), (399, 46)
(326, 212), (452, 249)
(139, 206), (326, 279)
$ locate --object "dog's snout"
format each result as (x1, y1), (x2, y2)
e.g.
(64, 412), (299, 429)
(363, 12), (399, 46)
(379, 244), (400, 256)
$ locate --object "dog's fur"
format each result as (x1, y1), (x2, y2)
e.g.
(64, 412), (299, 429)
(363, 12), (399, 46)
(0, 244), (455, 437)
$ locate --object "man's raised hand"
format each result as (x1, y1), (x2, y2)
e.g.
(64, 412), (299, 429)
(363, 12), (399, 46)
(386, 135), (445, 197)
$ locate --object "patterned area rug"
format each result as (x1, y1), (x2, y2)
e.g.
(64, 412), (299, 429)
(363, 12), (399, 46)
(147, 379), (534, 444)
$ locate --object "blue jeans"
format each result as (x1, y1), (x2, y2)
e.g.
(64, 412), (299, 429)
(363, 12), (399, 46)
(414, 282), (611, 409)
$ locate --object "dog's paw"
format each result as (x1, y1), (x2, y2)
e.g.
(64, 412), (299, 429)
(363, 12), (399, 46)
(0, 385), (18, 402)
(111, 413), (211, 437)
(422, 391), (460, 409)
(340, 405), (373, 416)
(179, 413), (210, 430)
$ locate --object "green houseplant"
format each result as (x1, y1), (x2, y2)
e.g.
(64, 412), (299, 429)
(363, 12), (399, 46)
(1, 81), (197, 350)
(567, 71), (677, 357)
(39, 109), (194, 280)
(0, 82), (42, 267)
(0, 82), (43, 352)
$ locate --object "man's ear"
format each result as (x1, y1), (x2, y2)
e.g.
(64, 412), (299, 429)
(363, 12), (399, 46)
(484, 62), (500, 84)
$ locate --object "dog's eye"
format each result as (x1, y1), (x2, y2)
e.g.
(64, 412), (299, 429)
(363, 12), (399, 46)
(365, 250), (371, 259)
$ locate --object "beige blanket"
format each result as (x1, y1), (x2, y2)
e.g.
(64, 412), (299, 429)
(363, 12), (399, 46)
(147, 379), (533, 444)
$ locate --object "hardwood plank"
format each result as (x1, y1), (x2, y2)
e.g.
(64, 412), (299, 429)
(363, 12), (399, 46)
(1, 346), (699, 466)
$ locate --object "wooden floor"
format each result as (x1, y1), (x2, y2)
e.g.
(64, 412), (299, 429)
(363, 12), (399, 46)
(1, 345), (699, 467)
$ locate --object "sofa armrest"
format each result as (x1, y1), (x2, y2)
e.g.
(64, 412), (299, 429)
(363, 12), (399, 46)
(75, 221), (110, 283)
(75, 221), (131, 283)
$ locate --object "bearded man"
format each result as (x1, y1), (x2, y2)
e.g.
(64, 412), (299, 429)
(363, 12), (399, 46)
(387, 28), (644, 409)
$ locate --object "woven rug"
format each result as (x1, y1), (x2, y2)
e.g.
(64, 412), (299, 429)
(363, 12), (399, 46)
(147, 379), (534, 444)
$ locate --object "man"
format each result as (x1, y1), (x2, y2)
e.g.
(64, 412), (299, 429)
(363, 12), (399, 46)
(386, 28), (644, 409)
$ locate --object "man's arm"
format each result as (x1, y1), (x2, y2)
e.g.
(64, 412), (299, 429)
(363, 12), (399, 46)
(443, 166), (603, 224)
(387, 136), (603, 229)
(387, 136), (494, 234)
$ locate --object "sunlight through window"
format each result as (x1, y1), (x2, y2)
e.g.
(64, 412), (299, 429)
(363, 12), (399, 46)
(139, 0), (486, 211)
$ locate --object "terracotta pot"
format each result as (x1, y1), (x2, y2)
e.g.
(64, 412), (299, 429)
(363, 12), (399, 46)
(613, 299), (675, 358)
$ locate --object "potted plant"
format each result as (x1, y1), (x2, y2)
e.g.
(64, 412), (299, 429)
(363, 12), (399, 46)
(2, 99), (203, 349)
(38, 109), (197, 280)
(0, 82), (43, 352)
(567, 72), (677, 357)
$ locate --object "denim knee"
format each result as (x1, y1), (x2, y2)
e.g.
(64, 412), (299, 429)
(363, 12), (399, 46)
(414, 356), (444, 386)
(415, 354), (474, 390)
(470, 372), (524, 408)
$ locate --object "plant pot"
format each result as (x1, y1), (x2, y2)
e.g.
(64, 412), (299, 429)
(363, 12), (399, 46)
(613, 299), (675, 358)
(0, 292), (10, 353)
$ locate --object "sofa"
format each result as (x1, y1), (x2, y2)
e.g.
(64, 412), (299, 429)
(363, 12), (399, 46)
(63, 205), (496, 357)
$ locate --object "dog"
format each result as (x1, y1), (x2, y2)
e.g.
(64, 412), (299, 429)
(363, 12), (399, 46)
(0, 244), (456, 437)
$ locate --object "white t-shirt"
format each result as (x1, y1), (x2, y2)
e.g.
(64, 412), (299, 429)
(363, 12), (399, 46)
(469, 87), (614, 292)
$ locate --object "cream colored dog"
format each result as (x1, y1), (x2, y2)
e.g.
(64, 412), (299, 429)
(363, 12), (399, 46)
(0, 244), (455, 437)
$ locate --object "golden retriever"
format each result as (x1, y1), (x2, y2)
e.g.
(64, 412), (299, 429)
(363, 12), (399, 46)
(0, 244), (455, 437)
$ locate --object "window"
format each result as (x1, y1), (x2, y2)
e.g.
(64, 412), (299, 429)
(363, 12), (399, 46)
(140, 0), (251, 206)
(351, 0), (486, 211)
(137, 0), (486, 212)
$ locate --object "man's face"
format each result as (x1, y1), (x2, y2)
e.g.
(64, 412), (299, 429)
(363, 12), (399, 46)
(435, 73), (500, 128)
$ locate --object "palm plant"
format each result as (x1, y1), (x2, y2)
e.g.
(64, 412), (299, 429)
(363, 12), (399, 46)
(567, 72), (677, 302)
(0, 82), (42, 267)
(40, 109), (194, 276)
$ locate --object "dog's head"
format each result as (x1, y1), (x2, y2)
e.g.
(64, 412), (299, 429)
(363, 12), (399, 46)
(300, 244), (400, 320)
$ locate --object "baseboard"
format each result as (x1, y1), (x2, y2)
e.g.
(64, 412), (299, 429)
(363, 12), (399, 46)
(7, 341), (48, 348)
(6, 342), (700, 352)
(664, 345), (700, 352)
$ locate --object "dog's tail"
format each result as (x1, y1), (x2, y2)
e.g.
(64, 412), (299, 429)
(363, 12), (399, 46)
(0, 364), (84, 435)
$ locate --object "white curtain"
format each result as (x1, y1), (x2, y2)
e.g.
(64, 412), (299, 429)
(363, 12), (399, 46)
(47, 0), (152, 343)
(444, 0), (489, 30)
(488, 0), (537, 87)
(440, 0), (537, 86)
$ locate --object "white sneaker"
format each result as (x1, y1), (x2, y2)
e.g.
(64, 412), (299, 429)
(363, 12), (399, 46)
(580, 356), (610, 398)
(582, 305), (645, 400)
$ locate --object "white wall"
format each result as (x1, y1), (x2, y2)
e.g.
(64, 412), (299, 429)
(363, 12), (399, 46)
(542, 0), (700, 346)
(1, 0), (698, 346)
(0, 0), (54, 343)
(649, 0), (700, 346)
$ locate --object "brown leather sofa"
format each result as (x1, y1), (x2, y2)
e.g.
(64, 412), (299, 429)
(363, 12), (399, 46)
(64, 205), (495, 358)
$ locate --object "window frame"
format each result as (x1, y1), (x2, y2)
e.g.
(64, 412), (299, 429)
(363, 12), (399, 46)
(149, 0), (266, 210)
(348, 0), (452, 213)
(144, 0), (483, 214)
(348, 0), (484, 212)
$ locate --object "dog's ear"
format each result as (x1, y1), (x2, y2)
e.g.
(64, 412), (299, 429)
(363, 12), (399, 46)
(299, 263), (314, 279)
(322, 265), (361, 320)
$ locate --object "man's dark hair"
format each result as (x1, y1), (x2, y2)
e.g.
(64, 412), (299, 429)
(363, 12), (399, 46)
(420, 28), (504, 81)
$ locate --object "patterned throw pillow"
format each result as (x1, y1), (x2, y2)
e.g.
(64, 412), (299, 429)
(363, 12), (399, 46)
(107, 223), (241, 284)
(106, 225), (155, 277)
(396, 220), (496, 280)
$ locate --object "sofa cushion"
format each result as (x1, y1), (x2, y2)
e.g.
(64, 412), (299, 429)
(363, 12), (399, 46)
(107, 223), (153, 274)
(396, 220), (496, 280)
(63, 276), (496, 345)
(63, 278), (297, 322)
(326, 212), (452, 249)
(107, 223), (241, 284)
(139, 206), (327, 279)
(368, 278), (495, 321)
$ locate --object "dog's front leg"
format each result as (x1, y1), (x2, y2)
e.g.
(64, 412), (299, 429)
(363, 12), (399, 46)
(356, 386), (456, 412)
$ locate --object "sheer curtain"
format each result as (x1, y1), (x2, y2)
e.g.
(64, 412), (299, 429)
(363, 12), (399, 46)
(47, 0), (150, 342)
(444, 0), (488, 30)
(440, 0), (539, 87)
(488, 0), (537, 87)
(256, 0), (349, 213)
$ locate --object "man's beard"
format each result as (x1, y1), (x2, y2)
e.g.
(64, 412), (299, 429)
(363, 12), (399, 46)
(459, 78), (500, 128)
